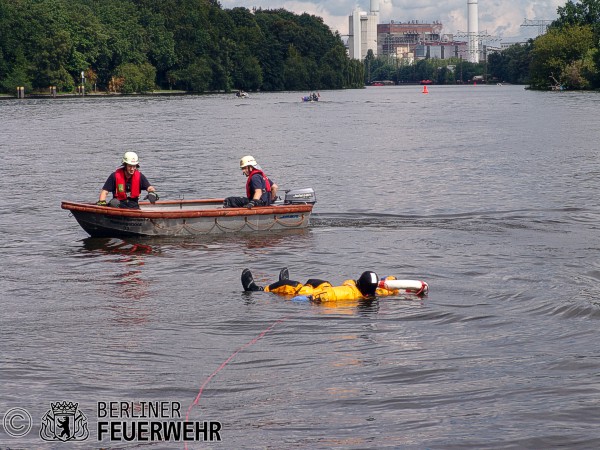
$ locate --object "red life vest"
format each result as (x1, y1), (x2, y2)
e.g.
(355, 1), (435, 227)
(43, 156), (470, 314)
(245, 169), (271, 200)
(114, 167), (141, 200)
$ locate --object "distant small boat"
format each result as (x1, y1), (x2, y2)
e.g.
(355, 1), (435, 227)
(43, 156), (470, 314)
(62, 189), (316, 237)
(420, 79), (433, 85)
(302, 93), (319, 102)
(370, 80), (394, 86)
(236, 91), (249, 98)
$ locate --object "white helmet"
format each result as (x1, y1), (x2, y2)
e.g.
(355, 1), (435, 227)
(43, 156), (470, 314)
(122, 151), (139, 166)
(240, 155), (257, 169)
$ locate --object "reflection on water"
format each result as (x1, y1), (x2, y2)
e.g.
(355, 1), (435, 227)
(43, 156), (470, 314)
(311, 297), (382, 316)
(79, 227), (312, 251)
(81, 237), (154, 255)
(80, 237), (154, 324)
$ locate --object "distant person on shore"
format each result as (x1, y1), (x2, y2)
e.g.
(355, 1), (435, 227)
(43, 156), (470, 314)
(223, 155), (278, 208)
(97, 151), (158, 209)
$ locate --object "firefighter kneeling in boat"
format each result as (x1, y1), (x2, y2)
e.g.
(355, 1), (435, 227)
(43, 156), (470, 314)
(223, 155), (278, 208)
(97, 151), (158, 209)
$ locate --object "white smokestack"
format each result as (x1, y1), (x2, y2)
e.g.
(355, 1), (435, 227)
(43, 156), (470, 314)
(467, 0), (479, 63)
(370, 0), (379, 13)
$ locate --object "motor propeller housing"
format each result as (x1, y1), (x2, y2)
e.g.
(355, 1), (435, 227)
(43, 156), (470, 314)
(283, 188), (316, 205)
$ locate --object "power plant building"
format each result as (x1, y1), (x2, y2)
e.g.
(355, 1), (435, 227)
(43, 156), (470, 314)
(378, 21), (468, 62)
(348, 1), (477, 62)
(348, 0), (379, 60)
(414, 42), (467, 60)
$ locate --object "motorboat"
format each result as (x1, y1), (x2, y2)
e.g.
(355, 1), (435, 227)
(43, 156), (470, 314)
(62, 188), (316, 237)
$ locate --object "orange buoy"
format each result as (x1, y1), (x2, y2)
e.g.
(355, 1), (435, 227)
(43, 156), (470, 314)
(422, 85), (429, 94)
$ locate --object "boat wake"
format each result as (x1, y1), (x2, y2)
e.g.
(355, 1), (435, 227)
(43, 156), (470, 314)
(311, 208), (580, 233)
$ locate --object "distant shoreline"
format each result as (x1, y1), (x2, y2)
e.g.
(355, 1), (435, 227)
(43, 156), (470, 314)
(0, 90), (201, 100)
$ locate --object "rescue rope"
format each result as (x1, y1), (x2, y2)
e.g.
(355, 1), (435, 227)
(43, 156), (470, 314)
(149, 219), (187, 235)
(185, 317), (287, 442)
(182, 219), (217, 234)
(244, 217), (277, 231)
(150, 214), (307, 234)
(214, 217), (250, 232)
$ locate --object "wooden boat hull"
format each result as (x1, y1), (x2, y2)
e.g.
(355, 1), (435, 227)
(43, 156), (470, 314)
(61, 199), (313, 237)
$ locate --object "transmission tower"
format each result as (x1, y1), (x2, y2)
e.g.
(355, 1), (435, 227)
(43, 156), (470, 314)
(455, 30), (501, 62)
(521, 19), (553, 35)
(455, 30), (502, 42)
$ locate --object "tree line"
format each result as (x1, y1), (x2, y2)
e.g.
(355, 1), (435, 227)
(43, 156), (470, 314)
(2, 0), (597, 94)
(0, 0), (364, 94)
(365, 51), (485, 85)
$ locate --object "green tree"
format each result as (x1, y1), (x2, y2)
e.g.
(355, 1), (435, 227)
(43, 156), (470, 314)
(554, 0), (600, 36)
(172, 57), (212, 92)
(346, 58), (365, 88)
(231, 51), (263, 91)
(488, 42), (533, 84)
(115, 62), (156, 93)
(0, 49), (33, 93)
(364, 49), (375, 84)
(283, 45), (309, 90)
(319, 46), (346, 89)
(0, 0), (364, 93)
(529, 24), (595, 89)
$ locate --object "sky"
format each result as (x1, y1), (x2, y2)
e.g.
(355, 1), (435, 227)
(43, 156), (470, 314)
(220, 1), (566, 42)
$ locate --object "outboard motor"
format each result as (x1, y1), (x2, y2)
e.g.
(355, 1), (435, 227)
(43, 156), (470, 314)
(283, 188), (316, 205)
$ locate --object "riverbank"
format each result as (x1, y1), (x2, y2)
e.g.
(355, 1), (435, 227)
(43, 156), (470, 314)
(0, 90), (191, 99)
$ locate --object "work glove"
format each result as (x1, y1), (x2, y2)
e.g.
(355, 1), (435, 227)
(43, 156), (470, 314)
(246, 200), (256, 209)
(145, 192), (159, 204)
(96, 200), (107, 206)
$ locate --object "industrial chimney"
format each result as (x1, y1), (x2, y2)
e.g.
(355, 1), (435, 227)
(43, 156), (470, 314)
(370, 0), (379, 13)
(467, 0), (479, 63)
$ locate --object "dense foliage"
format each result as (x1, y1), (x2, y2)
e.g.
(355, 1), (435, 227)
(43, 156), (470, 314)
(489, 0), (600, 90)
(487, 42), (533, 85)
(0, 0), (364, 93)
(528, 0), (600, 89)
(364, 49), (484, 85)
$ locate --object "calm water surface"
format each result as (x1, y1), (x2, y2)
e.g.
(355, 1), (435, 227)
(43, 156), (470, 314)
(1, 85), (600, 449)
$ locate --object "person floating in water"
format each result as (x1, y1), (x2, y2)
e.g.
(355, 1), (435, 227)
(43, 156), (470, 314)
(241, 268), (428, 302)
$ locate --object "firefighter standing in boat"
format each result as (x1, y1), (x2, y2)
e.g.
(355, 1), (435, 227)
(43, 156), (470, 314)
(97, 151), (158, 209)
(223, 155), (278, 208)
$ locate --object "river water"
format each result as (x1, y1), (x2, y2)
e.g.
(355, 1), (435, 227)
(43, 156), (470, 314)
(1, 85), (600, 449)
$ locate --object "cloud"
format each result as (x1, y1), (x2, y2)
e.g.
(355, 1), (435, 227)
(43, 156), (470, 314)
(220, 1), (565, 39)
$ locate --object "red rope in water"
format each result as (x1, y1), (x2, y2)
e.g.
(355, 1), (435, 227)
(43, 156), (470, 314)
(185, 317), (287, 424)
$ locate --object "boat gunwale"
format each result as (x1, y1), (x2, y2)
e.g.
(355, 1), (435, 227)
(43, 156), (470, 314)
(61, 199), (313, 219)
